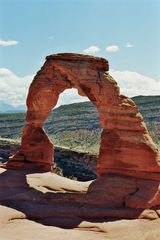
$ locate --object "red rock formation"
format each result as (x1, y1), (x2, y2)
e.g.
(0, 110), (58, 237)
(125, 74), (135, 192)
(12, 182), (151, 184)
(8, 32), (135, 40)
(4, 53), (160, 215)
(6, 53), (160, 177)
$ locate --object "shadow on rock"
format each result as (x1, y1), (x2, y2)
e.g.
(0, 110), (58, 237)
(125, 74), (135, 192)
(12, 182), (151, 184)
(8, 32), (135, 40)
(0, 168), (160, 229)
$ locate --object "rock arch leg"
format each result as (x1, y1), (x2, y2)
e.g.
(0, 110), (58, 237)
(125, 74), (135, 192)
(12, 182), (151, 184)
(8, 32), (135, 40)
(6, 90), (58, 171)
(7, 64), (70, 171)
(96, 73), (160, 177)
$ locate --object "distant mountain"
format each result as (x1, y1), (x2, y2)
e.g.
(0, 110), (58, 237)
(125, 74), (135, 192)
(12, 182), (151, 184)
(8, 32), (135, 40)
(0, 101), (26, 113)
(0, 95), (159, 153)
(132, 95), (160, 122)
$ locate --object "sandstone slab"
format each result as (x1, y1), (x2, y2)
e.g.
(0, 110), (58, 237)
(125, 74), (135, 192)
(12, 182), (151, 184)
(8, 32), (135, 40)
(0, 167), (160, 240)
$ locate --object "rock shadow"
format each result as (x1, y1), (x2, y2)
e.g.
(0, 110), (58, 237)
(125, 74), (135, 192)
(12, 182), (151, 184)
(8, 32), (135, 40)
(0, 168), (159, 229)
(0, 168), (107, 229)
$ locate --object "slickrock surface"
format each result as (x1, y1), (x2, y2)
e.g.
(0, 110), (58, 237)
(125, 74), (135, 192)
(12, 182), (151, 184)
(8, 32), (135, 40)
(0, 167), (160, 240)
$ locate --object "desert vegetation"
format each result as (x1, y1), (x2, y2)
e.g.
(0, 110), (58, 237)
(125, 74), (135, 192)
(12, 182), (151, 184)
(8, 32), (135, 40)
(0, 96), (160, 154)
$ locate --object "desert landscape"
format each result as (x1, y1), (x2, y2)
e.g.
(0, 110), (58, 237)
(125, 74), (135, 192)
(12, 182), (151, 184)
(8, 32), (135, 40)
(0, 53), (160, 240)
(0, 0), (160, 239)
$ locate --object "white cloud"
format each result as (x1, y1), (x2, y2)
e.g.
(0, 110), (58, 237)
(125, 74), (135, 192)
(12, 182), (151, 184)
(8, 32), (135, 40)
(105, 45), (120, 53)
(56, 89), (88, 107)
(125, 42), (134, 48)
(83, 45), (100, 54)
(0, 40), (18, 46)
(0, 68), (33, 106)
(110, 70), (160, 97)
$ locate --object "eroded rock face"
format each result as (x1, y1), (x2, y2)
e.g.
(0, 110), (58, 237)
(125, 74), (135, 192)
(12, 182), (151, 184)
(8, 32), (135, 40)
(6, 53), (160, 177)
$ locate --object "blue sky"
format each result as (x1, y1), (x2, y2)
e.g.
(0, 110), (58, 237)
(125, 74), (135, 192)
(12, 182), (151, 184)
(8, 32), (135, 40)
(0, 0), (160, 107)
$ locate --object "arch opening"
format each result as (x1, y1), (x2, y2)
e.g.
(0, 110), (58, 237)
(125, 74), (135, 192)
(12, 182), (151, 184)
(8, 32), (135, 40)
(44, 88), (102, 181)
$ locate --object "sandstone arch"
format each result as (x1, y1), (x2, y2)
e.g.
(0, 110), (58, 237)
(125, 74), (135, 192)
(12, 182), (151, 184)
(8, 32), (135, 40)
(7, 53), (160, 179)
